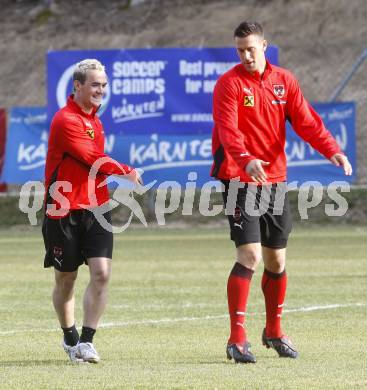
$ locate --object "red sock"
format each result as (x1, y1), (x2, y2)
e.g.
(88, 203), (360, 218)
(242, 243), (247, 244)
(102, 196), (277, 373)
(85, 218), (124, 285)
(261, 268), (287, 338)
(227, 262), (254, 345)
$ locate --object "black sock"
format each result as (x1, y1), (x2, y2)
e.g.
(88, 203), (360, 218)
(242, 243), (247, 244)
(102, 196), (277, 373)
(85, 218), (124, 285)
(62, 324), (79, 346)
(79, 326), (96, 343)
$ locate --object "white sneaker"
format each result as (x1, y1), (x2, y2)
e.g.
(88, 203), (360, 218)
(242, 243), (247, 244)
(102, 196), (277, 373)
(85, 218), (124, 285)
(76, 342), (100, 363)
(62, 340), (84, 363)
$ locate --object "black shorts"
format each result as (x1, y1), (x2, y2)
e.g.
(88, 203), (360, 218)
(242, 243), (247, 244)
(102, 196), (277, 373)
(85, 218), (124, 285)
(221, 180), (292, 249)
(42, 209), (113, 272)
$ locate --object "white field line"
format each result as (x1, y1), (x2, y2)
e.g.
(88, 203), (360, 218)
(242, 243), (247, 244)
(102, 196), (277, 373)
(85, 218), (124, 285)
(0, 302), (365, 336)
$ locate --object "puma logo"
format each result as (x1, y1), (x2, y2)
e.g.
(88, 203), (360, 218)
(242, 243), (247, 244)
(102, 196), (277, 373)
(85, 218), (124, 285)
(234, 222), (243, 230)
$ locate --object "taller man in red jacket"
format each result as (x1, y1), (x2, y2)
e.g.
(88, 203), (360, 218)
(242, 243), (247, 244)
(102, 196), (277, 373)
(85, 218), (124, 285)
(43, 59), (141, 363)
(211, 21), (352, 363)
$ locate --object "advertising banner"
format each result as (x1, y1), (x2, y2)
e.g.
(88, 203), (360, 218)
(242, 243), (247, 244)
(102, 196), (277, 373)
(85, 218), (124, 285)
(2, 107), (48, 183)
(286, 102), (356, 184)
(47, 47), (279, 135)
(2, 102), (356, 186)
(0, 108), (7, 190)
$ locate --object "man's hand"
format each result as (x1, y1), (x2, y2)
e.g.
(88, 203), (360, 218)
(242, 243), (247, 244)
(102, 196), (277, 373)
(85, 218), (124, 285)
(245, 159), (270, 183)
(330, 153), (353, 176)
(126, 169), (144, 185)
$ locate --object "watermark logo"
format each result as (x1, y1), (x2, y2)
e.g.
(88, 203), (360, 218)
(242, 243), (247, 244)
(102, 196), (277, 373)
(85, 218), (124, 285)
(81, 157), (156, 233)
(18, 160), (351, 231)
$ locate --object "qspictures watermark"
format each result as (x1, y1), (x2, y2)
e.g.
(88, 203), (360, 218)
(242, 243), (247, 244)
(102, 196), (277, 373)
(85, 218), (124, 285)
(19, 172), (350, 232)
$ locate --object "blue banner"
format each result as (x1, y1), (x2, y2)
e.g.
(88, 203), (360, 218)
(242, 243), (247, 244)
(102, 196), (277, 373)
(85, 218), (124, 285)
(107, 133), (212, 187)
(47, 47), (278, 135)
(2, 102), (356, 185)
(2, 107), (47, 183)
(286, 102), (356, 184)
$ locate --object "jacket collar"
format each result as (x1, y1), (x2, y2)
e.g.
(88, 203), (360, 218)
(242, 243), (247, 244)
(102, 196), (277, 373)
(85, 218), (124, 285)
(239, 60), (273, 81)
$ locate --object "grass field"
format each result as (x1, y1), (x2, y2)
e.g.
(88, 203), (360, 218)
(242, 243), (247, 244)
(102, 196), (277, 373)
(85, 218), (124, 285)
(0, 225), (366, 389)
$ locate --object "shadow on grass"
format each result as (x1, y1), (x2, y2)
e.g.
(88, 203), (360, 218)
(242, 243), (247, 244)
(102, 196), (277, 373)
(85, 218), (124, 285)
(190, 352), (284, 365)
(1, 359), (77, 367)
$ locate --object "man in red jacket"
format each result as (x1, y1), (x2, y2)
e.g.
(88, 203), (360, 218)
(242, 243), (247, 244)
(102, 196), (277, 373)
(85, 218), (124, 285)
(43, 59), (141, 363)
(211, 21), (352, 363)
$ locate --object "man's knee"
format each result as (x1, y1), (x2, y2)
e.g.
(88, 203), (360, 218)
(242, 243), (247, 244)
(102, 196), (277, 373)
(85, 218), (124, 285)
(54, 271), (78, 291)
(89, 259), (111, 286)
(91, 268), (110, 285)
(262, 247), (286, 273)
(236, 244), (262, 270)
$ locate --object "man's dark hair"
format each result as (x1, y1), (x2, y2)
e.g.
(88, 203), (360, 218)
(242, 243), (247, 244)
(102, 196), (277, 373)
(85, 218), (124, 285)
(234, 21), (264, 38)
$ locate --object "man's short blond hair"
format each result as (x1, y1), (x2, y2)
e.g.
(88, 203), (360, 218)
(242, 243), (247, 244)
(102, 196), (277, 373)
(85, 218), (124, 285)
(73, 59), (105, 85)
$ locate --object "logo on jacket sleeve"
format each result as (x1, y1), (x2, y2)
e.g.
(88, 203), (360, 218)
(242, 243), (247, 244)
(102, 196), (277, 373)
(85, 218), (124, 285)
(244, 95), (254, 107)
(273, 84), (285, 98)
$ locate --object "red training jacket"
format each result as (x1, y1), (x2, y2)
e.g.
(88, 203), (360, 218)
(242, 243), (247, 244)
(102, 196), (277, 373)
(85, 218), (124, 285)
(44, 95), (134, 215)
(211, 61), (342, 183)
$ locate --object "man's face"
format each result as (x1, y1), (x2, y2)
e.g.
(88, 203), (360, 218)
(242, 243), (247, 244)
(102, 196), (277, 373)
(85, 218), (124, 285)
(74, 69), (108, 111)
(235, 34), (267, 74)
